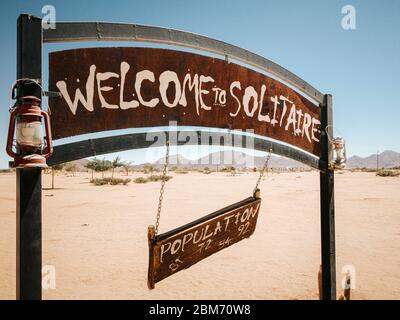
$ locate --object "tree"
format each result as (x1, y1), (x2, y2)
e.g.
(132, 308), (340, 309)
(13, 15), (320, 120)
(50, 163), (65, 189)
(64, 162), (77, 176)
(94, 158), (112, 178)
(85, 159), (98, 179)
(122, 161), (133, 176)
(111, 156), (124, 178)
(144, 164), (157, 174)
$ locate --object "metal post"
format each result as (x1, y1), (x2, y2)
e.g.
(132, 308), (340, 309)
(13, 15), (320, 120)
(319, 94), (336, 300)
(16, 14), (43, 300)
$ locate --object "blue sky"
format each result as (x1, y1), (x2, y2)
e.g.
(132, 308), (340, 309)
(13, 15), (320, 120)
(0, 0), (399, 168)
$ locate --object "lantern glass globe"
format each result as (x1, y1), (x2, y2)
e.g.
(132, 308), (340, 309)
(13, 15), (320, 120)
(16, 120), (43, 147)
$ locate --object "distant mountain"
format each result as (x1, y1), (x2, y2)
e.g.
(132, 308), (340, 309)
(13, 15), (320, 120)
(347, 150), (400, 169)
(143, 150), (309, 169)
(137, 150), (400, 170)
(73, 150), (400, 170)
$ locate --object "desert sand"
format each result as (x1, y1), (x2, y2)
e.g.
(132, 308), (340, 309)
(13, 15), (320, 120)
(0, 170), (399, 300)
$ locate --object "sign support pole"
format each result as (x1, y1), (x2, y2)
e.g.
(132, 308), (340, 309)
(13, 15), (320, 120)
(16, 14), (43, 300)
(319, 94), (337, 300)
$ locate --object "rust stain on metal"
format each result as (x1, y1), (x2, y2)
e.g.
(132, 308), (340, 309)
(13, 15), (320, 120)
(49, 47), (321, 156)
(147, 197), (262, 288)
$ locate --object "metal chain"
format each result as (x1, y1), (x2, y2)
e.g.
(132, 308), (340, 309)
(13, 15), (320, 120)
(154, 140), (170, 235)
(253, 144), (273, 195)
(155, 140), (270, 233)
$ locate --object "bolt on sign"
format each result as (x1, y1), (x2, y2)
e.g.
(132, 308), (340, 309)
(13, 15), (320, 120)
(49, 47), (321, 156)
(147, 197), (261, 288)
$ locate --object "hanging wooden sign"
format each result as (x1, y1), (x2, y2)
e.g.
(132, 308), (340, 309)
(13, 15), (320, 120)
(49, 47), (321, 156)
(147, 196), (262, 289)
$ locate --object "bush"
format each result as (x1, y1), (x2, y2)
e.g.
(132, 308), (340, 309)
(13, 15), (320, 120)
(163, 175), (173, 181)
(64, 162), (77, 173)
(147, 174), (172, 182)
(90, 178), (131, 185)
(376, 169), (400, 177)
(110, 178), (131, 185)
(175, 170), (189, 174)
(91, 178), (109, 186)
(133, 175), (173, 183)
(360, 167), (377, 173)
(220, 166), (235, 172)
(143, 164), (159, 174)
(134, 177), (148, 184)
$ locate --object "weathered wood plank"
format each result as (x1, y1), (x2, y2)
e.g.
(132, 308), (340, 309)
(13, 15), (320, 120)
(148, 196), (261, 288)
(48, 47), (321, 156)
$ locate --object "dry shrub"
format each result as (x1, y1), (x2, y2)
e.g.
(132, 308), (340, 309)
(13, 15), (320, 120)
(91, 178), (131, 185)
(147, 174), (172, 182)
(110, 178), (131, 185)
(133, 175), (173, 183)
(376, 169), (400, 177)
(134, 177), (148, 184)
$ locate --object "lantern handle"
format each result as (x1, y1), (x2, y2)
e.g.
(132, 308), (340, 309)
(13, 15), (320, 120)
(41, 110), (53, 158)
(6, 109), (17, 158)
(9, 78), (43, 111)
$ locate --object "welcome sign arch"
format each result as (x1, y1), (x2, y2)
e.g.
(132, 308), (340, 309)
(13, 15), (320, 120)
(14, 14), (336, 300)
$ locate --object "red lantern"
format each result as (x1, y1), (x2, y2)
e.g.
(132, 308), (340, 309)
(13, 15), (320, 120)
(6, 95), (53, 168)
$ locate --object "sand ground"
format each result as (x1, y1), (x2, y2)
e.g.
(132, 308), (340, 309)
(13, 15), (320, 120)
(0, 170), (399, 300)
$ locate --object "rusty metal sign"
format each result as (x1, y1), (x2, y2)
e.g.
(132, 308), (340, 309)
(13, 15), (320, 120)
(147, 196), (261, 288)
(49, 47), (321, 156)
